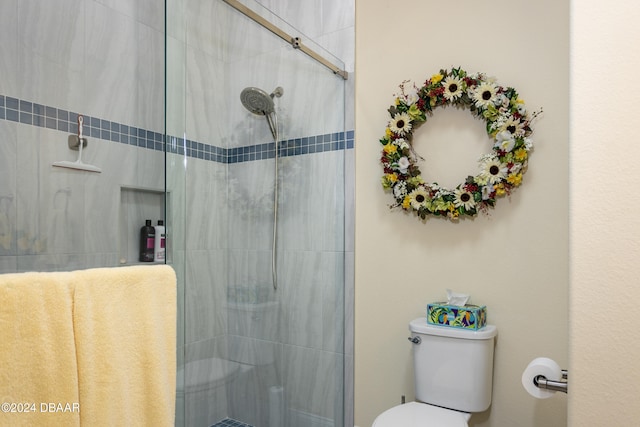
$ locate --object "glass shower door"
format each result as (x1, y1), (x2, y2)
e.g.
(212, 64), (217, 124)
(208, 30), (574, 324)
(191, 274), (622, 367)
(166, 0), (348, 426)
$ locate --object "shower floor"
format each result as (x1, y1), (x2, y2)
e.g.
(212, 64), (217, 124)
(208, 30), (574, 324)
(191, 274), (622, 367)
(211, 418), (254, 427)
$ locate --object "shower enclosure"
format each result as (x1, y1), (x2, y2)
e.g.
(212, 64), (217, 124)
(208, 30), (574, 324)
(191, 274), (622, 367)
(166, 0), (350, 425)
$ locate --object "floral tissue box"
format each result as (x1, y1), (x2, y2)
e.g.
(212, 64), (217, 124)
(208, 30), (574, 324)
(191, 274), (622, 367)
(427, 302), (487, 330)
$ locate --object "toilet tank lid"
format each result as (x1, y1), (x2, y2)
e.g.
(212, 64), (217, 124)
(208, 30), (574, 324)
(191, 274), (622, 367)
(409, 318), (497, 340)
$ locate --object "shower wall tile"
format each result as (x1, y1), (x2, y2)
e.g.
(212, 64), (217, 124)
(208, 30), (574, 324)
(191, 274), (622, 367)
(84, 140), (138, 255)
(18, 55), (86, 123)
(227, 358), (280, 427)
(166, 151), (188, 255)
(17, 0), (85, 113)
(227, 250), (275, 295)
(315, 27), (355, 73)
(185, 158), (228, 251)
(227, 161), (276, 251)
(96, 0), (163, 32)
(18, 0), (84, 72)
(0, 257), (17, 273)
(321, 251), (345, 353)
(136, 144), (164, 189)
(281, 344), (343, 422)
(272, 52), (344, 139)
(278, 151), (345, 252)
(16, 253), (88, 273)
(0, 121), (17, 256)
(184, 334), (228, 363)
(0, 0), (18, 97)
(15, 125), (83, 256)
(185, 45), (227, 147)
(166, 37), (187, 137)
(184, 336), (229, 425)
(135, 23), (165, 132)
(93, 0), (136, 20)
(83, 252), (121, 268)
(167, 0), (186, 42)
(185, 249), (228, 344)
(136, 0), (164, 32)
(84, 1), (138, 127)
(279, 250), (324, 349)
(321, 0), (355, 38)
(214, 0), (284, 63)
(184, 0), (225, 60)
(227, 335), (280, 368)
(258, 0), (324, 39)
(173, 249), (186, 351)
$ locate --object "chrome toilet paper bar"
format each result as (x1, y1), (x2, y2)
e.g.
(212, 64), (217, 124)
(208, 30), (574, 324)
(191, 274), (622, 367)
(534, 370), (568, 394)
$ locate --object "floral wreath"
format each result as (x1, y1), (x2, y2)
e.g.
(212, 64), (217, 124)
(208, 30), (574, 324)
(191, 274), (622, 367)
(380, 67), (541, 221)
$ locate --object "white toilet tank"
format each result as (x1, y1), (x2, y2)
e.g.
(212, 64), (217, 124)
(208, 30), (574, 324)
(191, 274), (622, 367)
(409, 318), (497, 413)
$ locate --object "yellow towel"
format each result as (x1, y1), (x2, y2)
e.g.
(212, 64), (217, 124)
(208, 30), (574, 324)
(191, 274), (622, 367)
(72, 265), (177, 427)
(0, 271), (81, 427)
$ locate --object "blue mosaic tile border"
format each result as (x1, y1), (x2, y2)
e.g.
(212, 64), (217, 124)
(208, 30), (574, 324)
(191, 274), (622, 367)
(0, 95), (354, 164)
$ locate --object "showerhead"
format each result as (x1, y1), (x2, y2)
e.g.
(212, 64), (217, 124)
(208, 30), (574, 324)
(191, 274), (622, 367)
(240, 86), (283, 115)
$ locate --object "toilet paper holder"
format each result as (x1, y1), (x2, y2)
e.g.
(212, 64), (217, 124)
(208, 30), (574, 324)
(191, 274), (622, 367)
(534, 369), (568, 393)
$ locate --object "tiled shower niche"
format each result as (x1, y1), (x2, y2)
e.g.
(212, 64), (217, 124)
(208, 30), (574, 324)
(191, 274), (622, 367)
(119, 186), (165, 265)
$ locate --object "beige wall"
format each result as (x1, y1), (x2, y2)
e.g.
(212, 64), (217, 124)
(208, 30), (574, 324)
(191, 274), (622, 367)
(354, 1), (569, 426)
(569, 0), (640, 425)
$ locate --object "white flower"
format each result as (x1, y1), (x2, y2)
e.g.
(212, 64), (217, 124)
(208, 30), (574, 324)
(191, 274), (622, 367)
(494, 130), (515, 152)
(472, 82), (497, 109)
(442, 76), (464, 101)
(510, 162), (522, 174)
(453, 187), (476, 210)
(394, 138), (409, 150)
(397, 156), (410, 174)
(482, 184), (494, 200)
(388, 112), (412, 136)
(479, 155), (508, 184)
(393, 181), (408, 199)
(517, 103), (527, 115)
(405, 88), (419, 105)
(494, 93), (509, 108)
(409, 187), (429, 210)
(501, 116), (525, 137)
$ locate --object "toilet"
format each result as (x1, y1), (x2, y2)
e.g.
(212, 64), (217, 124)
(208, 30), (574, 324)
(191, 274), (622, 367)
(373, 318), (498, 427)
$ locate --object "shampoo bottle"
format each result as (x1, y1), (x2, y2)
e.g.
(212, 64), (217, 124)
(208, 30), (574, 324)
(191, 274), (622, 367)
(154, 220), (166, 262)
(139, 219), (155, 262)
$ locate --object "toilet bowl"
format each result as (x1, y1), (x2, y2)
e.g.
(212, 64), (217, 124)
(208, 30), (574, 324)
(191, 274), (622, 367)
(373, 402), (470, 427)
(373, 318), (497, 426)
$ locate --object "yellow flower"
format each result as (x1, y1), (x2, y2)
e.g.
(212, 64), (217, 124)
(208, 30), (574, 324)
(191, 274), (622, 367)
(495, 183), (506, 196)
(514, 147), (528, 161)
(385, 128), (392, 138)
(431, 73), (444, 84)
(395, 97), (401, 106)
(383, 143), (397, 154)
(402, 196), (411, 209)
(381, 173), (398, 189)
(507, 173), (523, 186)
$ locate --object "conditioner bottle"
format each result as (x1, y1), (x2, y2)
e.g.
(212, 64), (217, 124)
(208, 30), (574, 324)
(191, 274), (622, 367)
(154, 220), (166, 262)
